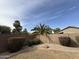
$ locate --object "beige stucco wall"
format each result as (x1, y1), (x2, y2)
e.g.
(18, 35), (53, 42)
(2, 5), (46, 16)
(36, 34), (69, 44)
(36, 34), (79, 45)
(62, 28), (79, 34)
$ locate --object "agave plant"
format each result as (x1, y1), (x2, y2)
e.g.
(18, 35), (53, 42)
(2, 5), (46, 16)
(31, 24), (52, 35)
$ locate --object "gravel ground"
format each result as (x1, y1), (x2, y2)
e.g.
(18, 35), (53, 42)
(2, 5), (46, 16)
(8, 44), (79, 59)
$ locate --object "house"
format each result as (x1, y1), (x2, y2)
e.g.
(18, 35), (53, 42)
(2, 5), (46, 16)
(60, 26), (79, 34)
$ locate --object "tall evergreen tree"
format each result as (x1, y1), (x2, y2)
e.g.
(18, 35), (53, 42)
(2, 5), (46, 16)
(12, 20), (22, 34)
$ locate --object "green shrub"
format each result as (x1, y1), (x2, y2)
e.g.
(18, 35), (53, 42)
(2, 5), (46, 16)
(24, 39), (42, 46)
(8, 37), (25, 53)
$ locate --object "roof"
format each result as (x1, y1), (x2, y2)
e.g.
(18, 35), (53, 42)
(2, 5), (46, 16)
(62, 26), (79, 31)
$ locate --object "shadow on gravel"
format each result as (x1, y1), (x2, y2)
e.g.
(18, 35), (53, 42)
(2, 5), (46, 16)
(59, 36), (79, 47)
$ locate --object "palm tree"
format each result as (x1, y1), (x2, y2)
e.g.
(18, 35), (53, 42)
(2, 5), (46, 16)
(31, 24), (53, 43)
(31, 24), (52, 35)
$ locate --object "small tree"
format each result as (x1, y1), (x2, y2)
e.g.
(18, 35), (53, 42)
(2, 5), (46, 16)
(22, 28), (28, 34)
(53, 28), (61, 34)
(12, 20), (22, 34)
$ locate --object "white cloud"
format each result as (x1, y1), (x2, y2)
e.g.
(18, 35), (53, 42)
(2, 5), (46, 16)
(69, 6), (77, 10)
(0, 0), (22, 29)
(0, 0), (71, 30)
(0, 0), (46, 29)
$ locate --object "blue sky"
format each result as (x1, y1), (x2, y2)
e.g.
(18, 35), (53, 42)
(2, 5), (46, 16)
(0, 0), (79, 32)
